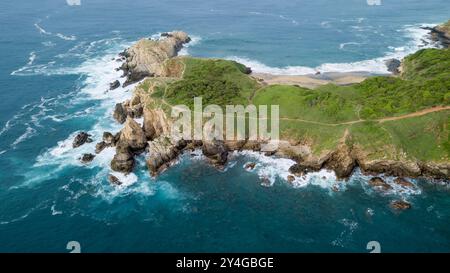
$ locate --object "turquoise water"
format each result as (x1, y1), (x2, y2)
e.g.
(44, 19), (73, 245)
(0, 0), (449, 252)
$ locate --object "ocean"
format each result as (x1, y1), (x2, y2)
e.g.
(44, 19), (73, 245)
(0, 0), (449, 252)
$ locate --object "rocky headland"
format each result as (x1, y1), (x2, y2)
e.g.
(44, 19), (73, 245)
(72, 25), (450, 189)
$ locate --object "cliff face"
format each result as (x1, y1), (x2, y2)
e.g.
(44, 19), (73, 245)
(425, 20), (450, 48)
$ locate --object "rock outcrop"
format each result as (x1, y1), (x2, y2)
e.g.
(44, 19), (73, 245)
(111, 140), (135, 174)
(79, 153), (95, 164)
(120, 31), (191, 86)
(146, 136), (187, 176)
(109, 80), (120, 90)
(368, 177), (392, 191)
(423, 21), (450, 48)
(390, 200), (412, 210)
(72, 132), (92, 148)
(385, 58), (401, 74)
(120, 117), (147, 153)
(202, 140), (229, 166)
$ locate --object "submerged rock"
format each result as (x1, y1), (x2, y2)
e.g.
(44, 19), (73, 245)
(287, 175), (295, 183)
(390, 200), (412, 210)
(368, 177), (392, 191)
(244, 162), (256, 170)
(72, 132), (92, 148)
(260, 176), (271, 187)
(79, 153), (95, 164)
(393, 177), (415, 189)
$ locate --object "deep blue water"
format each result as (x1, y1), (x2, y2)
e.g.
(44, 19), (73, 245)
(0, 0), (449, 252)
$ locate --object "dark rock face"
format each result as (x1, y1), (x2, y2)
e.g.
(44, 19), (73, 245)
(368, 177), (392, 191)
(390, 200), (411, 210)
(202, 140), (229, 166)
(72, 132), (92, 148)
(108, 174), (122, 186)
(324, 144), (355, 179)
(103, 132), (116, 145)
(111, 141), (135, 173)
(80, 153), (95, 164)
(422, 26), (450, 48)
(113, 103), (127, 124)
(109, 80), (120, 90)
(243, 66), (252, 74)
(385, 58), (401, 74)
(122, 71), (153, 87)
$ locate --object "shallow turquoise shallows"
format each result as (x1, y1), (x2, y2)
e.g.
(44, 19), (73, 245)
(0, 0), (449, 252)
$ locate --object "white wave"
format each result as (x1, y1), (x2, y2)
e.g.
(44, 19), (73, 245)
(34, 23), (52, 35)
(339, 42), (361, 50)
(51, 203), (63, 215)
(27, 52), (36, 65)
(0, 150), (6, 155)
(179, 35), (202, 56)
(227, 23), (439, 75)
(42, 41), (56, 47)
(56, 33), (77, 41)
(11, 126), (36, 147)
(248, 11), (299, 26)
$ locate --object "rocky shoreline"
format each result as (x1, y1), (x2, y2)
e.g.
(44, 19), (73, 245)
(71, 28), (449, 191)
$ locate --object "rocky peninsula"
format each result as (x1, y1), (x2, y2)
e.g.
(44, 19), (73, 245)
(73, 24), (450, 187)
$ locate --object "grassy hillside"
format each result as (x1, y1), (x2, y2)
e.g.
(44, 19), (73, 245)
(137, 48), (450, 162)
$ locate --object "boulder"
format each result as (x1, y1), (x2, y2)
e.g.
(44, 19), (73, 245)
(390, 200), (412, 210)
(244, 162), (256, 170)
(108, 174), (122, 186)
(146, 136), (182, 176)
(72, 132), (92, 148)
(110, 141), (134, 173)
(120, 117), (147, 152)
(202, 140), (229, 166)
(109, 80), (120, 90)
(113, 103), (127, 124)
(385, 58), (401, 74)
(95, 141), (108, 154)
(393, 177), (415, 189)
(287, 175), (295, 183)
(368, 177), (392, 191)
(79, 153), (95, 164)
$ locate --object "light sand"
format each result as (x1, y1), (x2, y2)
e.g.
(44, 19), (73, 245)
(251, 72), (371, 89)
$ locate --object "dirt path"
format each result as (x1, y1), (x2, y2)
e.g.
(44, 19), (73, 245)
(378, 105), (450, 123)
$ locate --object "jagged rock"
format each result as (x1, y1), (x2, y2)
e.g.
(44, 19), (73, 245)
(109, 80), (120, 90)
(244, 162), (256, 170)
(142, 107), (170, 140)
(79, 153), (95, 164)
(146, 136), (181, 176)
(289, 164), (310, 177)
(394, 177), (415, 189)
(103, 132), (116, 145)
(287, 175), (295, 183)
(385, 58), (401, 74)
(111, 141), (134, 173)
(390, 200), (411, 210)
(420, 162), (450, 180)
(423, 21), (450, 48)
(358, 159), (422, 178)
(108, 174), (122, 186)
(324, 143), (355, 179)
(243, 66), (252, 74)
(95, 141), (108, 154)
(72, 132), (91, 148)
(120, 117), (147, 153)
(368, 177), (392, 191)
(113, 103), (127, 124)
(202, 140), (229, 166)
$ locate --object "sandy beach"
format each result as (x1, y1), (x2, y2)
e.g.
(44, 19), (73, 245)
(251, 72), (372, 89)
